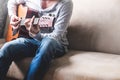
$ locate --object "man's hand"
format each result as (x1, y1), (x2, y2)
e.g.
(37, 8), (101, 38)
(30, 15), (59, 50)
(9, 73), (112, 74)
(25, 16), (40, 36)
(10, 15), (21, 30)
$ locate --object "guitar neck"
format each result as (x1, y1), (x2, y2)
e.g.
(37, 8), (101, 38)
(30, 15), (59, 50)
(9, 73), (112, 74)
(20, 18), (39, 26)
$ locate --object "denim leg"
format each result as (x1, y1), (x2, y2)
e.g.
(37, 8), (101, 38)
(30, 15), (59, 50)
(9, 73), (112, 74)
(0, 38), (38, 80)
(25, 37), (66, 80)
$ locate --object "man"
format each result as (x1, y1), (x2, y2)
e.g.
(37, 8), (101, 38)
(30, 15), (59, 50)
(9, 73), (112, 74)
(0, 0), (73, 80)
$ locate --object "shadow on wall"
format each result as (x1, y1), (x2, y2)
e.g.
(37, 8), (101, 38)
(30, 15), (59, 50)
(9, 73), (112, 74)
(0, 0), (8, 38)
(67, 24), (100, 51)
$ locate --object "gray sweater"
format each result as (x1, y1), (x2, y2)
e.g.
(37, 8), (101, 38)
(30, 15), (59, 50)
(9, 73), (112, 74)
(7, 0), (73, 48)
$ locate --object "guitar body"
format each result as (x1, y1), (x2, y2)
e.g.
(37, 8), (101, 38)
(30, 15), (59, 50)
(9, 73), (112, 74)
(6, 4), (39, 41)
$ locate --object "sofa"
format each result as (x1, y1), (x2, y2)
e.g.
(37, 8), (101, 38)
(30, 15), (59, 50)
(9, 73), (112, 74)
(5, 0), (120, 80)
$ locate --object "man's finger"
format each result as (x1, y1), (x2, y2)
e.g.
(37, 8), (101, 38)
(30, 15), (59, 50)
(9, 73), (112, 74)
(30, 16), (35, 24)
(24, 19), (31, 24)
(10, 19), (21, 26)
(24, 19), (31, 30)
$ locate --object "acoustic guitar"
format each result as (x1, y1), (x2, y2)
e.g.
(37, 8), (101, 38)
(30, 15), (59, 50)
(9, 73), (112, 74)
(6, 4), (55, 42)
(6, 4), (39, 41)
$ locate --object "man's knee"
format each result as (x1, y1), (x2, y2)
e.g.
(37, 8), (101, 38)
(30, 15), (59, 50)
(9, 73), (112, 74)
(41, 37), (57, 48)
(1, 41), (13, 51)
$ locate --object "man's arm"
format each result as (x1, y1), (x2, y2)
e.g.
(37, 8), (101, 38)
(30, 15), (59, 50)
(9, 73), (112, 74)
(32, 0), (73, 41)
(7, 0), (26, 17)
(7, 0), (26, 35)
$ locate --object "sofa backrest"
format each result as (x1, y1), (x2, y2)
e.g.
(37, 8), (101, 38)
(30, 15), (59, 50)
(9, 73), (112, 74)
(68, 0), (120, 54)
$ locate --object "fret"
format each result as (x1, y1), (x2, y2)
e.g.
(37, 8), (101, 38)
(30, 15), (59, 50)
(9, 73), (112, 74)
(20, 18), (40, 26)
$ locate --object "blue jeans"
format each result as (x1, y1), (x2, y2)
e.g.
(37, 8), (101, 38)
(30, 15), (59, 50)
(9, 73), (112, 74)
(0, 37), (66, 80)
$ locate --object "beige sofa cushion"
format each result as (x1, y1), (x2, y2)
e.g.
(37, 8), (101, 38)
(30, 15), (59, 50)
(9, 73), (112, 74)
(51, 51), (120, 80)
(68, 0), (120, 54)
(7, 51), (120, 80)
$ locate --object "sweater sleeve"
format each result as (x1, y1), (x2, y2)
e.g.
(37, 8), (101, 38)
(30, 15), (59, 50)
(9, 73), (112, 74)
(32, 1), (73, 41)
(7, 0), (26, 17)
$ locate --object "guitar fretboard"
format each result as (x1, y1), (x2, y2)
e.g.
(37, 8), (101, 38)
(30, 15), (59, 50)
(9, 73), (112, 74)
(20, 15), (55, 28)
(20, 18), (40, 26)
